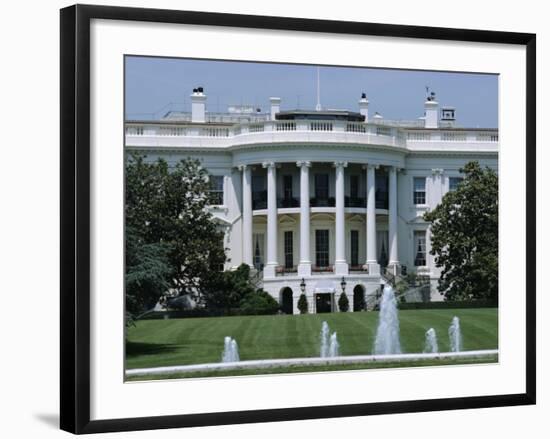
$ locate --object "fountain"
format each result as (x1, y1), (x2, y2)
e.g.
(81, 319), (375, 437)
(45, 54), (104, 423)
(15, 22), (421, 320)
(423, 328), (439, 353)
(221, 336), (240, 362)
(449, 316), (463, 352)
(328, 332), (340, 357)
(373, 285), (402, 355)
(320, 321), (340, 357)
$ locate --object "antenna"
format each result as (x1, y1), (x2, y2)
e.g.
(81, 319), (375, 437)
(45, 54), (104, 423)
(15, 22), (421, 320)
(316, 66), (322, 111)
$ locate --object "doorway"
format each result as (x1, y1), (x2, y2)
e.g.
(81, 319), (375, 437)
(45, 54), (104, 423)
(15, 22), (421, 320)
(315, 293), (333, 313)
(281, 287), (293, 314)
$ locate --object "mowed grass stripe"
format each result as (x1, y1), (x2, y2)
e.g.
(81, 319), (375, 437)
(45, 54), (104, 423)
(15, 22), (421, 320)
(126, 308), (498, 369)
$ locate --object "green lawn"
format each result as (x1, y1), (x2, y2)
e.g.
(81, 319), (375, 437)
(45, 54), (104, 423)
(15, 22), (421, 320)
(126, 308), (498, 370)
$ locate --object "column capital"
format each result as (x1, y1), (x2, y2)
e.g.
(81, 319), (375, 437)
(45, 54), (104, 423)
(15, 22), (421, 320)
(362, 163), (379, 170)
(431, 168), (444, 176)
(333, 161), (348, 168)
(262, 161), (277, 169)
(237, 164), (248, 171)
(388, 165), (405, 174)
(296, 160), (312, 168)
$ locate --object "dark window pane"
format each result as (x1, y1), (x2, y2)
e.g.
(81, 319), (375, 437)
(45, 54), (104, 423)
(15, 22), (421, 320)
(284, 231), (293, 269)
(315, 229), (329, 268)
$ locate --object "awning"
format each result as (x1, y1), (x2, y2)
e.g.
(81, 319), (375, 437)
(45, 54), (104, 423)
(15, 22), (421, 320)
(314, 280), (336, 294)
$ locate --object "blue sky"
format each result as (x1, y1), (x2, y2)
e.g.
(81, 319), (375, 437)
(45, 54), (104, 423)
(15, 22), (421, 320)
(125, 56), (498, 128)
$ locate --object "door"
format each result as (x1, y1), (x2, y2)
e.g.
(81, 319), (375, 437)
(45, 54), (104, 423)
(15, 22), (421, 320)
(316, 293), (333, 313)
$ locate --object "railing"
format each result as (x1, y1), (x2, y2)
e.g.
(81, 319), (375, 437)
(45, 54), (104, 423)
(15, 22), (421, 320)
(276, 266), (298, 276)
(345, 197), (366, 208)
(407, 130), (498, 142)
(125, 120), (498, 151)
(277, 197), (300, 208)
(310, 197), (335, 207)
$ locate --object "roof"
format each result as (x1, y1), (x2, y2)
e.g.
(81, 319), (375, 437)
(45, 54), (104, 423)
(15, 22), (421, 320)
(275, 110), (365, 122)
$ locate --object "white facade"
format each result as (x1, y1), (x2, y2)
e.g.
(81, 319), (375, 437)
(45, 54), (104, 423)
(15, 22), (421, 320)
(125, 91), (498, 314)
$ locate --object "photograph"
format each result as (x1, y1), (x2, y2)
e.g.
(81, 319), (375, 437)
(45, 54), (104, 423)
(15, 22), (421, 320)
(123, 56), (499, 381)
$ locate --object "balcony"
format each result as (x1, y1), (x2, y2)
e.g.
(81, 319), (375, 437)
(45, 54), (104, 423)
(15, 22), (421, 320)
(310, 197), (335, 207)
(277, 197), (300, 208)
(252, 191), (267, 210)
(345, 196), (366, 208)
(125, 119), (410, 150)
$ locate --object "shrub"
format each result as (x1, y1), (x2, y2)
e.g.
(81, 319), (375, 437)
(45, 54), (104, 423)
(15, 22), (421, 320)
(239, 290), (280, 315)
(338, 292), (349, 312)
(397, 300), (497, 310)
(297, 294), (308, 314)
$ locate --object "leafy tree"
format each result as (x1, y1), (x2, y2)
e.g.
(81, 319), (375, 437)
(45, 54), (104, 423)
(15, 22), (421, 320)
(297, 294), (309, 314)
(201, 263), (255, 312)
(424, 161), (498, 302)
(338, 292), (349, 312)
(125, 225), (172, 324)
(240, 289), (280, 315)
(125, 154), (227, 308)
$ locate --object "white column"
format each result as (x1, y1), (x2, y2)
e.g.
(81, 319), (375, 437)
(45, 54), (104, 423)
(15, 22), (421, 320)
(388, 166), (399, 275)
(334, 161), (349, 275)
(239, 164), (253, 267)
(263, 161), (278, 278)
(297, 161), (312, 276)
(364, 164), (380, 275)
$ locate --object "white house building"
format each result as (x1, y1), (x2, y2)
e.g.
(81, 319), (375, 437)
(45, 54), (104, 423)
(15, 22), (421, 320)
(125, 87), (498, 314)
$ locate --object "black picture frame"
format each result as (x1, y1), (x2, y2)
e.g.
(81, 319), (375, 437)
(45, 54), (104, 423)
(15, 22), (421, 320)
(60, 4), (536, 434)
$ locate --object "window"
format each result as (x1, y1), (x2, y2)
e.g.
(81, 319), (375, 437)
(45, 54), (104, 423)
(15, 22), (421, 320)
(315, 230), (329, 268)
(283, 175), (293, 200)
(449, 177), (463, 191)
(315, 174), (329, 200)
(253, 233), (264, 271)
(413, 177), (426, 205)
(208, 175), (224, 205)
(350, 230), (359, 266)
(350, 175), (359, 199)
(252, 175), (266, 209)
(284, 231), (293, 269)
(414, 231), (427, 267)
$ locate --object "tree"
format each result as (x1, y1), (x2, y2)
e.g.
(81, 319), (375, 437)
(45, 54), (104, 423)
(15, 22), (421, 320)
(201, 263), (255, 312)
(338, 292), (349, 312)
(424, 161), (498, 302)
(125, 225), (172, 324)
(297, 294), (309, 314)
(125, 154), (227, 309)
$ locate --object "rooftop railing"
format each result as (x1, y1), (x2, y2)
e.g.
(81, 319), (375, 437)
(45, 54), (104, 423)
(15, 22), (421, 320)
(125, 119), (498, 151)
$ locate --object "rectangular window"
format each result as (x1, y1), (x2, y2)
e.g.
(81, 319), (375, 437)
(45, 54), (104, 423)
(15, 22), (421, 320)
(315, 174), (329, 200)
(315, 229), (329, 268)
(413, 177), (426, 205)
(350, 175), (359, 199)
(284, 231), (293, 269)
(350, 230), (359, 266)
(449, 176), (463, 191)
(252, 175), (266, 209)
(283, 175), (293, 200)
(253, 233), (264, 271)
(414, 231), (427, 267)
(208, 175), (224, 205)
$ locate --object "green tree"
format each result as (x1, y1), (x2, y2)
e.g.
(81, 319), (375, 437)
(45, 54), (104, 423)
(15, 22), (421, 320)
(125, 225), (172, 324)
(125, 154), (227, 307)
(202, 263), (255, 312)
(338, 292), (349, 312)
(297, 294), (309, 314)
(424, 161), (498, 302)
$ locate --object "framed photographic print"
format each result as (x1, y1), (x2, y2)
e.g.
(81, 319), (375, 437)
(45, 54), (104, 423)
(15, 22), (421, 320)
(60, 4), (536, 434)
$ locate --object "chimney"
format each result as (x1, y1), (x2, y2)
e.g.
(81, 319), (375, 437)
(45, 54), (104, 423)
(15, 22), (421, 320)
(269, 97), (281, 121)
(191, 87), (206, 123)
(424, 91), (439, 128)
(358, 92), (369, 122)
